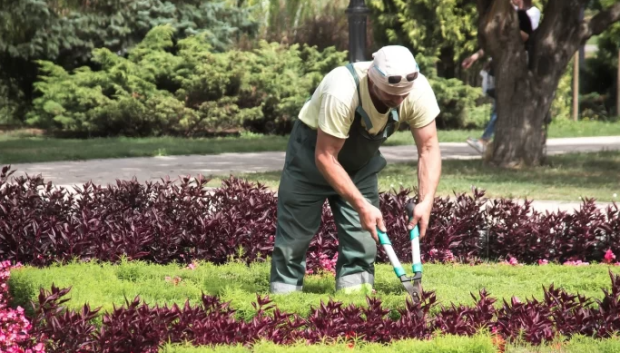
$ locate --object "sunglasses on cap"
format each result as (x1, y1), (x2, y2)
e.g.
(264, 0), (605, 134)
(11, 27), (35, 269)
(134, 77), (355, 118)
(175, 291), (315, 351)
(374, 65), (419, 84)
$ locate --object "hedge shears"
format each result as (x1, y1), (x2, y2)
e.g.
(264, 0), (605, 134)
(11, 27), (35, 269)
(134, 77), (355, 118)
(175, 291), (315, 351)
(377, 201), (423, 306)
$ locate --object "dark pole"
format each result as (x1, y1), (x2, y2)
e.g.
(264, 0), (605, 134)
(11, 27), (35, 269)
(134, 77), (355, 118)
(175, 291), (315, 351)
(346, 0), (370, 63)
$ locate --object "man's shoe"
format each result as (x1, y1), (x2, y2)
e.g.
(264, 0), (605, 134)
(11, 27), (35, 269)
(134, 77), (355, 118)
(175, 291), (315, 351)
(466, 138), (486, 154)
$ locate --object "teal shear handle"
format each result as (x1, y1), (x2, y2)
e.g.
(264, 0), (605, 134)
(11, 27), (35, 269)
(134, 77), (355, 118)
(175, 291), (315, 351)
(377, 225), (422, 305)
(377, 201), (424, 307)
(410, 224), (423, 273)
(406, 202), (423, 274)
(377, 229), (406, 277)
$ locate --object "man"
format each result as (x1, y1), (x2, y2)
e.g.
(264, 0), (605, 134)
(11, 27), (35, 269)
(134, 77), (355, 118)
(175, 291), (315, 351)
(269, 45), (442, 294)
(463, 0), (539, 154)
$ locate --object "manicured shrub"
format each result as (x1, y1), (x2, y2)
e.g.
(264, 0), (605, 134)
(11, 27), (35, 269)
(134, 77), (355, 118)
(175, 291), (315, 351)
(26, 25), (347, 137)
(1, 164), (620, 270)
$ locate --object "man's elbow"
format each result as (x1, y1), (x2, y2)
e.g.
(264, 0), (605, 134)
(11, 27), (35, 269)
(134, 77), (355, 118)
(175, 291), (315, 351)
(315, 151), (332, 172)
(418, 139), (440, 158)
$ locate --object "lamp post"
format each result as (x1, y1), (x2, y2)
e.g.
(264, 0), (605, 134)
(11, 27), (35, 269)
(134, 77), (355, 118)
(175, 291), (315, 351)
(345, 0), (370, 63)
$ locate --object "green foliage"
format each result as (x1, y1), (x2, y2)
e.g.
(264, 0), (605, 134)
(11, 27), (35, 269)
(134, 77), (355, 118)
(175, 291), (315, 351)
(0, 79), (23, 126)
(0, 0), (260, 125)
(416, 54), (486, 129)
(160, 334), (497, 352)
(367, 0), (479, 79)
(549, 64), (573, 121)
(238, 42), (349, 134)
(160, 335), (620, 353)
(0, 0), (258, 61)
(9, 260), (620, 322)
(581, 1), (619, 119)
(27, 25), (347, 137)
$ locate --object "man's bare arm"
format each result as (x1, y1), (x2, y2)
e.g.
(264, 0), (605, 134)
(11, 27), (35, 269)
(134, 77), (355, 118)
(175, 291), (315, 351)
(409, 120), (442, 237)
(315, 128), (385, 241)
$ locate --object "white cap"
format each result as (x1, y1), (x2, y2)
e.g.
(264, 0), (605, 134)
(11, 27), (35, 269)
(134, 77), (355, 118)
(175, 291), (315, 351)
(368, 45), (419, 96)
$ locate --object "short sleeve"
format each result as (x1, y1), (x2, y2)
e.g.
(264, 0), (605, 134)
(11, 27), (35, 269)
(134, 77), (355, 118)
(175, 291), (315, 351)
(402, 75), (440, 129)
(318, 94), (354, 139)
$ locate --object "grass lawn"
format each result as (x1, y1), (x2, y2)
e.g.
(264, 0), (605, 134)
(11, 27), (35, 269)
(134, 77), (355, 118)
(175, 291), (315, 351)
(1, 120), (619, 164)
(9, 260), (620, 352)
(160, 335), (620, 352)
(160, 335), (620, 353)
(162, 335), (500, 353)
(205, 150), (620, 202)
(9, 260), (620, 321)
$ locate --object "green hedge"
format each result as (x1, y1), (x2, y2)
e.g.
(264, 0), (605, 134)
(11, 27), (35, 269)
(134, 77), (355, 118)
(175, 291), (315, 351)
(26, 25), (488, 137)
(413, 54), (487, 130)
(27, 25), (346, 137)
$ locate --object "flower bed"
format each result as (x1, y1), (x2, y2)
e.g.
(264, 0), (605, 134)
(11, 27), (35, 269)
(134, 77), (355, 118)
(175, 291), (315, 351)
(1, 165), (619, 273)
(0, 261), (44, 353)
(5, 260), (620, 352)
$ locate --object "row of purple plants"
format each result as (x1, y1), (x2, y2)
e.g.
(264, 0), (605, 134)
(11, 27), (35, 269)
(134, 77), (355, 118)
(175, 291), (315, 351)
(6, 267), (620, 352)
(1, 165), (619, 273)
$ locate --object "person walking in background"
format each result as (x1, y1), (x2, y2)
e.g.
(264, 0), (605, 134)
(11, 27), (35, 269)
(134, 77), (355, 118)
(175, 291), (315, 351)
(463, 0), (540, 154)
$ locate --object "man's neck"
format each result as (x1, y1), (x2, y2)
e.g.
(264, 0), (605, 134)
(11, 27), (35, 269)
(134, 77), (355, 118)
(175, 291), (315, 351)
(367, 79), (389, 114)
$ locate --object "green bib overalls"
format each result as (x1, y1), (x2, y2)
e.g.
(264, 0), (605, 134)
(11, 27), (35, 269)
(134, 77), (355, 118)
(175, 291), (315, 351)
(269, 63), (399, 294)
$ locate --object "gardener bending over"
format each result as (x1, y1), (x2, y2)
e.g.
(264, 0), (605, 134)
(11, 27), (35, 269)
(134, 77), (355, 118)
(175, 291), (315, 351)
(269, 45), (442, 294)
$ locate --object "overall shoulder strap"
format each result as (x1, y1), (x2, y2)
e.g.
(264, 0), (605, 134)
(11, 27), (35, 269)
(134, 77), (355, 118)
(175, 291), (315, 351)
(382, 109), (400, 138)
(345, 63), (373, 130)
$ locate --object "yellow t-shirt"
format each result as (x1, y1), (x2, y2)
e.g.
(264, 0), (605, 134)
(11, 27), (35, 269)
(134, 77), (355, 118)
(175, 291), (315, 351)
(298, 61), (440, 139)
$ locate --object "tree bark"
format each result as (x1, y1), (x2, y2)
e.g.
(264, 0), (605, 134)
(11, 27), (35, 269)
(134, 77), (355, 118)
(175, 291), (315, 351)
(475, 0), (620, 168)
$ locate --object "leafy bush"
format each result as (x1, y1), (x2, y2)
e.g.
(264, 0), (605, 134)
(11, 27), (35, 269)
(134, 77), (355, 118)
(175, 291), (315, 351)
(430, 77), (486, 129)
(579, 0), (619, 119)
(2, 164), (620, 271)
(0, 0), (260, 126)
(412, 54), (487, 130)
(579, 92), (618, 122)
(549, 64), (574, 121)
(8, 269), (620, 350)
(26, 25), (347, 137)
(366, 0), (479, 80)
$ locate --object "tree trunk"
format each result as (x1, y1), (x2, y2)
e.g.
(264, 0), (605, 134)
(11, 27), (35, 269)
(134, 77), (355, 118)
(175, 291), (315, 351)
(493, 78), (555, 167)
(475, 0), (620, 168)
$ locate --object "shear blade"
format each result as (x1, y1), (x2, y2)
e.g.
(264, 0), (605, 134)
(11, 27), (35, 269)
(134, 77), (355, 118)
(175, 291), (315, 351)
(402, 279), (423, 319)
(401, 279), (421, 303)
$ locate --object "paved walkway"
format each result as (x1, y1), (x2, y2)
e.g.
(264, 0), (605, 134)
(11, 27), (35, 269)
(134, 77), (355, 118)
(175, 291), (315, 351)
(7, 136), (620, 187)
(4, 136), (620, 213)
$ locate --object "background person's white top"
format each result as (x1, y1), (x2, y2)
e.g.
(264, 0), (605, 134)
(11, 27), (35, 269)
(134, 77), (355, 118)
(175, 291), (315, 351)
(298, 61), (440, 140)
(527, 6), (541, 30)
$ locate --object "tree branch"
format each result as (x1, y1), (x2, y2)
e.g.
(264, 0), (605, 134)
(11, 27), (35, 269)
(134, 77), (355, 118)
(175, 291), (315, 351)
(581, 2), (620, 40)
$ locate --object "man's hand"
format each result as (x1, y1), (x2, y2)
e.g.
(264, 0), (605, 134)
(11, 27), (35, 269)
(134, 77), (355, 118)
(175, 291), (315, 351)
(461, 55), (478, 69)
(462, 49), (484, 69)
(358, 203), (386, 242)
(407, 199), (433, 239)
